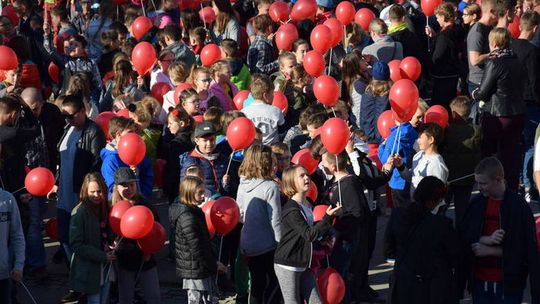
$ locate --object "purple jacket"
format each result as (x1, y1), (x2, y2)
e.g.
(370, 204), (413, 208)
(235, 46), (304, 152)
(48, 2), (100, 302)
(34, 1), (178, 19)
(208, 80), (238, 112)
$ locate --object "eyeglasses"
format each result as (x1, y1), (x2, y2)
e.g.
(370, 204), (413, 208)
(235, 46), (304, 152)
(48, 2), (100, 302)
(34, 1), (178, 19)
(198, 78), (213, 83)
(185, 99), (201, 105)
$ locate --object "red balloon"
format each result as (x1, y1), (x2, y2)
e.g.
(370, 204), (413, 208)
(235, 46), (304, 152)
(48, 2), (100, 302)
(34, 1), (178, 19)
(318, 267), (346, 304)
(174, 83), (193, 104)
(25, 167), (55, 196)
(117, 108), (130, 118)
(310, 24), (332, 54)
(0, 46), (18, 70)
(179, 0), (201, 10)
(233, 90), (250, 110)
(45, 218), (58, 241)
(226, 117), (256, 150)
(193, 115), (204, 123)
(313, 204), (326, 222)
(200, 44), (222, 66)
(321, 118), (350, 155)
(137, 222), (167, 254)
(388, 59), (402, 82)
(131, 16), (153, 40)
(120, 205), (154, 239)
(421, 0), (443, 17)
(424, 105), (449, 128)
(199, 6), (216, 24)
(292, 149), (319, 175)
(202, 200), (217, 237)
(508, 16), (520, 38)
(313, 75), (340, 106)
(275, 23), (299, 51)
(1, 6), (19, 27)
(151, 82), (172, 105)
(113, 0), (129, 4)
(131, 42), (157, 76)
(335, 1), (356, 25)
(303, 51), (326, 77)
(272, 91), (288, 113)
(118, 133), (147, 166)
(307, 181), (318, 202)
(48, 62), (60, 84)
(290, 0), (317, 22)
(399, 56), (422, 81)
(355, 8), (376, 31)
(95, 111), (117, 140)
(389, 79), (419, 123)
(109, 200), (132, 236)
(323, 18), (344, 48)
(269, 1), (290, 23)
(210, 196), (240, 235)
(377, 110), (397, 139)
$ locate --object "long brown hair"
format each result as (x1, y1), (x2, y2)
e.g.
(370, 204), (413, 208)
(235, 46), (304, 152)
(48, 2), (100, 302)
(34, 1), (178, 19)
(239, 145), (275, 180)
(341, 50), (369, 105)
(213, 0), (236, 34)
(113, 60), (134, 97)
(79, 172), (110, 220)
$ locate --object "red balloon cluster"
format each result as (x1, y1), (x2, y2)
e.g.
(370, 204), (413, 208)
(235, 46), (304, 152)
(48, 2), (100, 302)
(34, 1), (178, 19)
(290, 0), (317, 21)
(131, 16), (153, 40)
(335, 1), (356, 25)
(276, 23), (299, 51)
(424, 105), (449, 128)
(226, 117), (256, 150)
(355, 8), (375, 31)
(233, 90), (250, 110)
(310, 24), (332, 54)
(421, 0), (443, 17)
(292, 149), (319, 175)
(118, 133), (147, 166)
(272, 91), (288, 113)
(132, 42), (157, 76)
(269, 1), (290, 23)
(120, 205), (154, 239)
(377, 110), (397, 139)
(200, 44), (222, 66)
(388, 57), (422, 82)
(313, 75), (340, 106)
(318, 267), (346, 304)
(174, 83), (193, 104)
(151, 82), (173, 105)
(25, 167), (55, 196)
(389, 79), (419, 123)
(303, 51), (326, 77)
(320, 118), (350, 155)
(323, 18), (344, 48)
(0, 46), (19, 70)
(209, 196), (241, 235)
(109, 200), (132, 235)
(307, 181), (318, 202)
(199, 6), (216, 24)
(96, 111), (117, 139)
(45, 217), (59, 241)
(137, 222), (167, 254)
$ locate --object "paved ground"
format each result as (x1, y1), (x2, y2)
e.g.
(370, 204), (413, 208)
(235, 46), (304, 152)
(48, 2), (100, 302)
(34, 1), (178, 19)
(14, 195), (539, 304)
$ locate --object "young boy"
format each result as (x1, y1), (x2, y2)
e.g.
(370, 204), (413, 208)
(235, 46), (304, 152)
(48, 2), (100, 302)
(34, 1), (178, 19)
(441, 96), (481, 222)
(241, 74), (284, 145)
(160, 24), (196, 70)
(247, 14), (279, 75)
(100, 116), (154, 198)
(457, 157), (540, 303)
(221, 39), (251, 91)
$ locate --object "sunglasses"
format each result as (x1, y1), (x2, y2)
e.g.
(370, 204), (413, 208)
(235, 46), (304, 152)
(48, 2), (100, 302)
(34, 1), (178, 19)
(62, 112), (78, 120)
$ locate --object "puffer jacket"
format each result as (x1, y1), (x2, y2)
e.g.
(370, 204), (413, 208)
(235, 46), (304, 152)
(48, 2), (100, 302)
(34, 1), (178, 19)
(169, 202), (217, 279)
(472, 50), (526, 117)
(360, 92), (390, 144)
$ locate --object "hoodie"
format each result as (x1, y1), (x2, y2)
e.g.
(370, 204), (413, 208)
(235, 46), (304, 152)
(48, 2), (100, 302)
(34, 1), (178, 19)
(100, 140), (154, 198)
(237, 177), (282, 257)
(0, 189), (25, 280)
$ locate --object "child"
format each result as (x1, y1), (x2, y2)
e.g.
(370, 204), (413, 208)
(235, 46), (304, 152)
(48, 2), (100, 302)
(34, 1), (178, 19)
(462, 4), (481, 27)
(150, 50), (175, 88)
(290, 112), (328, 155)
(393, 123), (449, 204)
(208, 60), (239, 112)
(221, 39), (251, 90)
(203, 106), (224, 142)
(440, 96), (481, 223)
(247, 14), (279, 74)
(160, 24), (196, 70)
(293, 39), (310, 65)
(189, 26), (207, 60)
(273, 52), (297, 93)
(190, 66), (222, 111)
(179, 88), (202, 117)
(159, 61), (189, 124)
(241, 74), (285, 145)
(246, 0), (273, 42)
(170, 176), (227, 304)
(100, 116), (154, 198)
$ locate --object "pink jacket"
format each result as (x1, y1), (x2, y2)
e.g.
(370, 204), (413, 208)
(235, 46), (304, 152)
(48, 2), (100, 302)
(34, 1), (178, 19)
(208, 80), (238, 112)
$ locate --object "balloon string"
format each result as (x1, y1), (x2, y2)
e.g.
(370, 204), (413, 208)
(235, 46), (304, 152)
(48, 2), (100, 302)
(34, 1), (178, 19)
(215, 235), (224, 284)
(426, 16), (430, 52)
(395, 125), (402, 156)
(12, 186), (26, 195)
(200, 3), (207, 30)
(141, 0), (146, 17)
(331, 106), (337, 117)
(225, 151), (234, 176)
(335, 155), (342, 208)
(150, 0), (157, 10)
(448, 173), (476, 184)
(19, 281), (38, 304)
(326, 255), (330, 268)
(116, 5), (120, 22)
(105, 236), (123, 281)
(390, 124), (401, 156)
(327, 47), (333, 76)
(134, 260), (145, 283)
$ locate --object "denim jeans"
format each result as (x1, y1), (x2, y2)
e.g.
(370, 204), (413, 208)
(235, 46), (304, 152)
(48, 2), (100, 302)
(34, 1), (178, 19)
(86, 282), (111, 304)
(25, 197), (46, 271)
(472, 281), (523, 304)
(521, 104), (540, 189)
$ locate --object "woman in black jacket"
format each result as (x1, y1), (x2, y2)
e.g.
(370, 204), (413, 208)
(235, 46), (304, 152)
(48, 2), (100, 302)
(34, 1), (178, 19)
(170, 176), (227, 304)
(425, 3), (462, 109)
(384, 176), (458, 304)
(274, 165), (341, 304)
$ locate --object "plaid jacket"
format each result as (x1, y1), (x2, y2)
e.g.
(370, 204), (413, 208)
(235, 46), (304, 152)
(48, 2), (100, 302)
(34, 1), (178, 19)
(247, 35), (279, 75)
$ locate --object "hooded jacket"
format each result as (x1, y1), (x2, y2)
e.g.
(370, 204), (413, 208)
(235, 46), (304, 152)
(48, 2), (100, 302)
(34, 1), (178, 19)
(0, 190), (25, 280)
(163, 41), (196, 71)
(237, 177), (282, 257)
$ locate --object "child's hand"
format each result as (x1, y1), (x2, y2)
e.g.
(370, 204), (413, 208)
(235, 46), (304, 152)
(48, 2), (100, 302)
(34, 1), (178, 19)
(391, 155), (403, 168)
(137, 76), (145, 88)
(325, 204), (342, 217)
(216, 261), (228, 274)
(425, 26), (435, 38)
(222, 174), (230, 186)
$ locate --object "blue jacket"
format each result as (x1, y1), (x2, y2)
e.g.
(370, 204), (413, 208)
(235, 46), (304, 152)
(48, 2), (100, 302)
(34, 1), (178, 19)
(100, 142), (154, 198)
(360, 93), (390, 144)
(378, 122), (418, 190)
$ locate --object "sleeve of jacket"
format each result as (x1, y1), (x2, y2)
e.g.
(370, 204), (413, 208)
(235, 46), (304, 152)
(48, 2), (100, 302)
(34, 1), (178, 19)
(69, 207), (108, 263)
(266, 184), (282, 242)
(8, 193), (25, 272)
(90, 124), (106, 172)
(522, 202), (540, 304)
(284, 208), (332, 242)
(360, 95), (376, 142)
(179, 153), (196, 182)
(138, 156), (155, 198)
(431, 34), (449, 66)
(43, 33), (67, 66)
(176, 210), (217, 274)
(100, 154), (119, 195)
(472, 59), (499, 102)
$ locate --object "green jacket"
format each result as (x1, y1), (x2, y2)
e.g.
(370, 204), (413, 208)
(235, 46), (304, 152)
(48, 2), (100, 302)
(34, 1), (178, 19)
(230, 64), (251, 91)
(69, 203), (108, 294)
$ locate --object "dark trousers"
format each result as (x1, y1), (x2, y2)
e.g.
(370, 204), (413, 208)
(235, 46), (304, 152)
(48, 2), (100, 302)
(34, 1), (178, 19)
(0, 279), (10, 304)
(481, 115), (526, 191)
(350, 216), (376, 301)
(445, 184), (474, 225)
(431, 76), (459, 110)
(472, 281), (523, 304)
(247, 250), (280, 304)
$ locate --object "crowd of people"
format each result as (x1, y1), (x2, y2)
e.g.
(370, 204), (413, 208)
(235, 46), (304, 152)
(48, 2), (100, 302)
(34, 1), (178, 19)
(0, 0), (539, 303)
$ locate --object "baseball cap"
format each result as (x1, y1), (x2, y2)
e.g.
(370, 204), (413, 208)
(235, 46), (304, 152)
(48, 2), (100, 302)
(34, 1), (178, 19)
(372, 61), (390, 81)
(114, 167), (138, 185)
(193, 121), (216, 138)
(316, 0), (335, 8)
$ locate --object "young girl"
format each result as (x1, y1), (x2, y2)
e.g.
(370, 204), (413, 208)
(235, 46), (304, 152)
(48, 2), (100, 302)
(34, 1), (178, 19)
(208, 60), (239, 112)
(179, 88), (202, 116)
(211, 0), (241, 43)
(130, 97), (162, 166)
(342, 50), (371, 128)
(111, 167), (161, 303)
(69, 172), (114, 304)
(169, 176), (227, 303)
(100, 59), (145, 112)
(189, 66), (221, 111)
(274, 166), (341, 304)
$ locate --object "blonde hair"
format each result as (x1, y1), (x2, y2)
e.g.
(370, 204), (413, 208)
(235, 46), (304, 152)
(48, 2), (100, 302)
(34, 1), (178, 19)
(281, 165), (307, 198)
(168, 62), (188, 84)
(238, 145), (274, 180)
(418, 98), (429, 112)
(365, 80), (392, 96)
(450, 96), (472, 117)
(188, 66), (211, 85)
(489, 27), (511, 49)
(179, 176), (204, 206)
(249, 74), (274, 100)
(134, 97), (159, 125)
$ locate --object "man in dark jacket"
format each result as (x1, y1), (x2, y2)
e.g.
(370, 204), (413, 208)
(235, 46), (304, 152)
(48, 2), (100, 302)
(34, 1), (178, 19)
(51, 95), (105, 265)
(456, 157), (540, 304)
